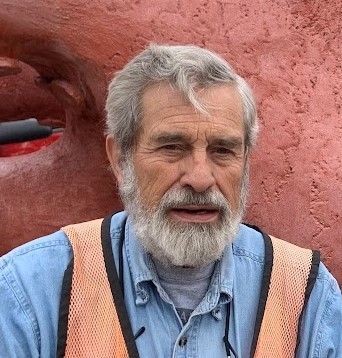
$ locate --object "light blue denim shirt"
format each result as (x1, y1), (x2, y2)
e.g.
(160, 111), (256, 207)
(0, 211), (341, 357)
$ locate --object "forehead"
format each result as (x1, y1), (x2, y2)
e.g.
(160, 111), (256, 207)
(140, 82), (244, 140)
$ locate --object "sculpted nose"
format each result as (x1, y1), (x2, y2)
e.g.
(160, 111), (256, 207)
(179, 150), (216, 192)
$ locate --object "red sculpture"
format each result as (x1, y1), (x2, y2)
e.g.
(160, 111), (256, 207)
(0, 1), (341, 283)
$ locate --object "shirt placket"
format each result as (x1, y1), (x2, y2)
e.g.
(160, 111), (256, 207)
(172, 313), (201, 358)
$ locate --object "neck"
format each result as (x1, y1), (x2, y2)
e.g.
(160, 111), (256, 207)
(152, 257), (216, 283)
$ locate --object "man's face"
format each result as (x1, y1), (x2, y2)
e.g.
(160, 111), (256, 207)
(133, 82), (246, 220)
(108, 82), (248, 267)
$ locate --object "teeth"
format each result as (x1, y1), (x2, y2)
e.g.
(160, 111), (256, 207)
(177, 208), (212, 213)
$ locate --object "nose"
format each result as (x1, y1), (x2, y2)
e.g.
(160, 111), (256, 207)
(179, 149), (216, 192)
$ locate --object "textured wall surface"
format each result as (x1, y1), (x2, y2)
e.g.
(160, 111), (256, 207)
(0, 0), (341, 282)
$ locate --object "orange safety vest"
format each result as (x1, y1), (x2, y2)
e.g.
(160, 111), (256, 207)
(56, 215), (320, 358)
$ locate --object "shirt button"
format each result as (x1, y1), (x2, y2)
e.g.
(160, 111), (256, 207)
(178, 337), (188, 347)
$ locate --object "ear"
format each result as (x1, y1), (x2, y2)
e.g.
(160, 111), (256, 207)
(106, 135), (123, 185)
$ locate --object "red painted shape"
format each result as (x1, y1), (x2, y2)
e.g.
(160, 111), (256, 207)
(0, 132), (62, 157)
(0, 1), (340, 283)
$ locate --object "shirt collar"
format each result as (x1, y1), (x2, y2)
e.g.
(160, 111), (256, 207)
(195, 238), (235, 314)
(125, 217), (157, 296)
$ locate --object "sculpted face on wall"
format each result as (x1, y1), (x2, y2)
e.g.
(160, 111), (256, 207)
(0, 0), (340, 283)
(0, 2), (120, 253)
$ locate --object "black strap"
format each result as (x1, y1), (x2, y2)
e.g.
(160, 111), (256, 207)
(101, 214), (140, 358)
(294, 249), (320, 355)
(56, 257), (74, 358)
(244, 224), (274, 358)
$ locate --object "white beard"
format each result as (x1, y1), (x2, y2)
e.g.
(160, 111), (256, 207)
(118, 159), (248, 267)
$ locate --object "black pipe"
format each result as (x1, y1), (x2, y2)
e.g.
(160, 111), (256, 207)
(0, 118), (62, 145)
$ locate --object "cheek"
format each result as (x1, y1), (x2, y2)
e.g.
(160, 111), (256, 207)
(134, 161), (180, 207)
(218, 168), (244, 208)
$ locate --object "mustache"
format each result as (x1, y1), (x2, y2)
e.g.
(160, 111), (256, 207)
(158, 187), (230, 213)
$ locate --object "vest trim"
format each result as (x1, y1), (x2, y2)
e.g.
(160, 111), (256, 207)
(56, 257), (74, 358)
(294, 249), (320, 354)
(101, 214), (140, 358)
(249, 227), (274, 357)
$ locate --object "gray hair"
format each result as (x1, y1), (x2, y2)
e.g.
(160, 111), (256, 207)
(105, 44), (258, 155)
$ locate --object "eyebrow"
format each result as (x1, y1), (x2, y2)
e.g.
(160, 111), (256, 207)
(210, 137), (243, 149)
(151, 132), (243, 148)
(151, 132), (190, 144)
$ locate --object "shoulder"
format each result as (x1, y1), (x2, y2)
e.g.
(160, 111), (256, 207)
(0, 230), (73, 355)
(0, 230), (72, 274)
(298, 263), (342, 356)
(110, 211), (129, 240)
(0, 230), (73, 313)
(306, 261), (341, 314)
(233, 224), (341, 304)
(232, 223), (265, 263)
(0, 210), (129, 281)
(234, 224), (341, 354)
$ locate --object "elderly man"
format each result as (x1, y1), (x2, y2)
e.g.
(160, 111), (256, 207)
(0, 45), (341, 357)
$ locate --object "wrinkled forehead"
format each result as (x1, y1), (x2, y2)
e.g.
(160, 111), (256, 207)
(140, 81), (244, 130)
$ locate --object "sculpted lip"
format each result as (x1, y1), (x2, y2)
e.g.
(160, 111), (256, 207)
(168, 205), (219, 223)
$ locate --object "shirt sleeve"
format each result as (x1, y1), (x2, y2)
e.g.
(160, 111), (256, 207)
(313, 277), (342, 357)
(297, 263), (342, 358)
(0, 231), (72, 358)
(0, 259), (40, 358)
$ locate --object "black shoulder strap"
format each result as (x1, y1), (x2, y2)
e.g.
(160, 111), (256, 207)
(56, 257), (74, 358)
(101, 214), (140, 358)
(294, 249), (320, 354)
(245, 224), (273, 358)
(244, 223), (320, 357)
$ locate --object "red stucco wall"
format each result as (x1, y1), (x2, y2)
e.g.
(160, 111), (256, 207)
(0, 0), (341, 283)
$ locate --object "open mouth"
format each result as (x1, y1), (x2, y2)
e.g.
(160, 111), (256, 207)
(0, 35), (104, 156)
(0, 57), (66, 155)
(169, 206), (220, 223)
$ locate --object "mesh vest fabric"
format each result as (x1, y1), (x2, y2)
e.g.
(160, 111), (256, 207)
(254, 235), (313, 358)
(61, 219), (129, 358)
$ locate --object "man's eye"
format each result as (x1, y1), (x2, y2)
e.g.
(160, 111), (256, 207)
(212, 147), (234, 156)
(159, 144), (183, 152)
